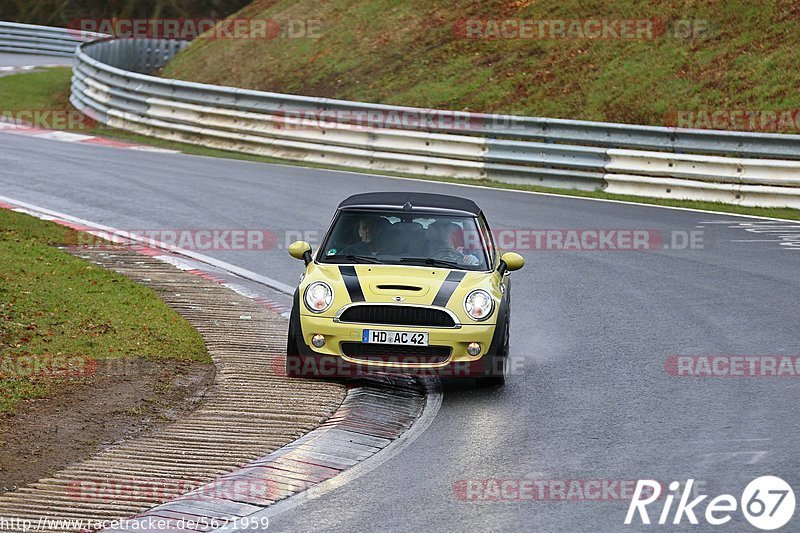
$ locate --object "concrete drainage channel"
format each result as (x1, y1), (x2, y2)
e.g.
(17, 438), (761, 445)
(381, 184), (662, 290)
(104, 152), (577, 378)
(0, 201), (434, 532)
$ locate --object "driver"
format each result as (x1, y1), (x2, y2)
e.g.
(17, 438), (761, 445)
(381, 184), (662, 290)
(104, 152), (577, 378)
(427, 221), (480, 266)
(342, 217), (382, 255)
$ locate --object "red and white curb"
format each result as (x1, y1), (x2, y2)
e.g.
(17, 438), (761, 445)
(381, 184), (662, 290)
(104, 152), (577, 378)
(0, 120), (180, 153)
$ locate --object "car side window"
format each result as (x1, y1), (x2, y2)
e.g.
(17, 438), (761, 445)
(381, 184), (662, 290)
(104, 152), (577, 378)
(477, 214), (496, 265)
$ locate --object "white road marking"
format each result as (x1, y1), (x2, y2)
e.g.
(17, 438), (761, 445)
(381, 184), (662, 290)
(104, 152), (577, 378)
(33, 130), (95, 142)
(698, 451), (768, 466)
(699, 220), (800, 250)
(684, 438), (773, 444)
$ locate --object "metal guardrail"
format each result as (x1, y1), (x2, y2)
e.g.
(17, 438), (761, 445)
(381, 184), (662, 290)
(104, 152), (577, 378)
(68, 37), (800, 208)
(70, 37), (800, 158)
(0, 21), (105, 56)
(3, 22), (798, 209)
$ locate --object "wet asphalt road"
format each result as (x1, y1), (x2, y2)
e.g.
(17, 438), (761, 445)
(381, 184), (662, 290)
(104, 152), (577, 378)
(1, 121), (799, 532)
(0, 52), (71, 67)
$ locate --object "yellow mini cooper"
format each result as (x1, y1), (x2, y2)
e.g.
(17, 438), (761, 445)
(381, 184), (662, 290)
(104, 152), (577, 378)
(286, 192), (524, 386)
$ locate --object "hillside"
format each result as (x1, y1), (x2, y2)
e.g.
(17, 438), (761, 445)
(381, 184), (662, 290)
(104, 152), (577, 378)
(161, 0), (800, 132)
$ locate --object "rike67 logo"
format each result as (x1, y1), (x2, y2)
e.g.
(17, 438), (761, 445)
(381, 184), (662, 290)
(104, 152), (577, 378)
(626, 476), (795, 530)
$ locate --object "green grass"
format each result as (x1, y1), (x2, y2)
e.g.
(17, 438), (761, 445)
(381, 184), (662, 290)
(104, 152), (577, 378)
(0, 208), (210, 414)
(2, 67), (799, 222)
(0, 68), (73, 111)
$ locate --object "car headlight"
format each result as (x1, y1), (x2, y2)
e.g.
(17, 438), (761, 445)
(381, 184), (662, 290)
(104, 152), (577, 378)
(304, 281), (334, 313)
(464, 289), (494, 321)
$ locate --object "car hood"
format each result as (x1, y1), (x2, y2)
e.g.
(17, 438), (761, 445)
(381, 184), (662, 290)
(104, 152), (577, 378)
(300, 263), (501, 324)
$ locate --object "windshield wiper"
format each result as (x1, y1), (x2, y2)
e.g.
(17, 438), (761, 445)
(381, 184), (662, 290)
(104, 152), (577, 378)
(326, 254), (383, 264)
(399, 257), (461, 268)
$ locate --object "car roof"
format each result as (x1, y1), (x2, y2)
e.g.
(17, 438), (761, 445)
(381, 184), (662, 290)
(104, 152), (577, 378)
(338, 192), (481, 216)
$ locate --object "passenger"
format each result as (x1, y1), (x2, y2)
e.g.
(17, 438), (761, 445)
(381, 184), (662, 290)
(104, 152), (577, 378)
(427, 221), (480, 266)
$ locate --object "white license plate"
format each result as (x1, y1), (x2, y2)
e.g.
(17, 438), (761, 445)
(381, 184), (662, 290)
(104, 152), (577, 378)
(362, 329), (429, 346)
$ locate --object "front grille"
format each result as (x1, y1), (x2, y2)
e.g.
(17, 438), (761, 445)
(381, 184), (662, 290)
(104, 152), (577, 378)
(337, 305), (456, 327)
(341, 342), (451, 364)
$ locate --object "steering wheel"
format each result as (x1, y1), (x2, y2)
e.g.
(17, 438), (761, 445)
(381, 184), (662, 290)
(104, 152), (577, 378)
(430, 248), (463, 263)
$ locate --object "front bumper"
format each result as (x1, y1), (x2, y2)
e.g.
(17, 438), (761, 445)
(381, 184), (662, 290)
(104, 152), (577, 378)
(297, 313), (497, 369)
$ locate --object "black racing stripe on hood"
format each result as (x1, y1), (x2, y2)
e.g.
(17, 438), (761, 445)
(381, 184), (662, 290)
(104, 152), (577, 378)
(432, 271), (466, 307)
(339, 265), (365, 302)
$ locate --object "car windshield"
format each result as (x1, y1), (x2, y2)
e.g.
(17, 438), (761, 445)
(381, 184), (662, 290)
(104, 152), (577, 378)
(318, 210), (490, 271)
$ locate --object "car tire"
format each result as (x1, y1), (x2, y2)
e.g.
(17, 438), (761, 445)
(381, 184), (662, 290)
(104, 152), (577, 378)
(285, 295), (303, 377)
(478, 319), (509, 387)
(285, 342), (303, 377)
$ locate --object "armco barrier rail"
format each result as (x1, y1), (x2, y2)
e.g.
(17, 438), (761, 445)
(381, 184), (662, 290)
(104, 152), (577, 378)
(0, 21), (105, 56)
(3, 21), (799, 209)
(68, 38), (800, 208)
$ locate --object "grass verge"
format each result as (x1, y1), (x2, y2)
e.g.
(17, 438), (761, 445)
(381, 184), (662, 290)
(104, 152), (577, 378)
(1, 67), (799, 222)
(0, 207), (210, 414)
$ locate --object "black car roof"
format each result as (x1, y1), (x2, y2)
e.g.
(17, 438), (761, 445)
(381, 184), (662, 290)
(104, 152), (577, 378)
(338, 192), (481, 216)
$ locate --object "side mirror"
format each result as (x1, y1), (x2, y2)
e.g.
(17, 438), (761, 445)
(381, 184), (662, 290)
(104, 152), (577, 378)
(288, 241), (313, 265)
(498, 252), (525, 275)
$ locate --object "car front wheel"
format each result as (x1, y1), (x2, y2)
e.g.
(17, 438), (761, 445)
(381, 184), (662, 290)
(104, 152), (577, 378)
(285, 300), (303, 376)
(477, 320), (509, 387)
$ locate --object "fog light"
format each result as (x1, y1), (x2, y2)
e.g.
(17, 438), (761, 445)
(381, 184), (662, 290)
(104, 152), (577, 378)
(467, 342), (481, 356)
(312, 334), (326, 348)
